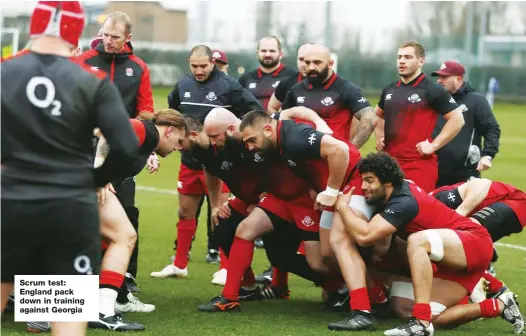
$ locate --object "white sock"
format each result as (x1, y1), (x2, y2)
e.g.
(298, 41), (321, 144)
(99, 288), (118, 317)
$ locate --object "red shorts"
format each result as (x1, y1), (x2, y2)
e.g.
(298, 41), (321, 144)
(434, 227), (493, 293)
(398, 158), (437, 193)
(177, 163), (230, 195)
(258, 193), (321, 233)
(228, 197), (250, 217)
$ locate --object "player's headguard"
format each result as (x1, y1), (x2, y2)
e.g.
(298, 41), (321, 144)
(29, 1), (85, 48)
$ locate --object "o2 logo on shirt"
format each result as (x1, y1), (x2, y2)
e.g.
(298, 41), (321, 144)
(26, 76), (62, 116)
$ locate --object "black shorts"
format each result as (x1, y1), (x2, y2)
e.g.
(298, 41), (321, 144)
(1, 195), (101, 283)
(471, 202), (523, 242)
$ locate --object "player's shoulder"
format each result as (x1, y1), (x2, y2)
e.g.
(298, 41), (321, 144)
(337, 75), (364, 91)
(391, 181), (420, 203)
(68, 58), (108, 81)
(420, 76), (449, 95)
(239, 69), (257, 80)
(382, 80), (400, 91)
(221, 71), (243, 88)
(75, 49), (99, 62)
(280, 67), (298, 77)
(128, 54), (149, 71)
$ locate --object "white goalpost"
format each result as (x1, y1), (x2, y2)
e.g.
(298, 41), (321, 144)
(1, 27), (20, 58)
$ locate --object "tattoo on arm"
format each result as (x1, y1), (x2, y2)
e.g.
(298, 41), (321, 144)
(351, 106), (376, 149)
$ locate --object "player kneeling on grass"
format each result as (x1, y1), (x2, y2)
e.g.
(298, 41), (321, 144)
(89, 109), (187, 331)
(327, 152), (523, 336)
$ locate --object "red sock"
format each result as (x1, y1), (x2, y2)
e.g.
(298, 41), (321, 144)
(412, 303), (432, 322)
(173, 219), (197, 269)
(297, 241), (306, 255)
(219, 248), (227, 270)
(222, 237), (254, 301)
(271, 268), (289, 288)
(482, 272), (504, 293)
(99, 270), (125, 291)
(321, 276), (344, 293)
(349, 288), (371, 311)
(479, 299), (501, 318)
(368, 283), (387, 305)
(241, 267), (256, 287)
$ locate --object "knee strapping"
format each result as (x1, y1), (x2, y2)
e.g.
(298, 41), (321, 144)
(425, 230), (444, 262)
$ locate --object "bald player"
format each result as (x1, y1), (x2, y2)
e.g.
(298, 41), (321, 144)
(238, 36), (297, 111)
(281, 44), (376, 148)
(153, 45), (262, 280)
(267, 42), (313, 113)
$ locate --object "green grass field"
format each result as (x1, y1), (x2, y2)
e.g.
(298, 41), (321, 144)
(2, 88), (525, 335)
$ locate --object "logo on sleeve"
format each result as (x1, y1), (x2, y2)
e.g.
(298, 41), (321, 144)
(249, 83), (257, 89)
(184, 92), (191, 98)
(447, 192), (456, 203)
(358, 97), (368, 103)
(321, 97), (334, 106)
(385, 94), (392, 101)
(297, 96), (305, 103)
(272, 81), (280, 88)
(308, 133), (317, 145)
(384, 209), (395, 214)
(206, 92), (217, 101)
(449, 97), (456, 104)
(407, 94), (421, 103)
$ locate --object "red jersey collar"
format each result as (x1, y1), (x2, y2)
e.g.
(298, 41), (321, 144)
(257, 63), (285, 78)
(397, 72), (425, 88)
(307, 72), (337, 90)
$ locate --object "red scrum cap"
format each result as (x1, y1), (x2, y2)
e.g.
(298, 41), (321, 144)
(30, 1), (85, 47)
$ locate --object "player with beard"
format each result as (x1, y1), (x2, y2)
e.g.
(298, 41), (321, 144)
(238, 36), (297, 111)
(374, 41), (465, 192)
(239, 111), (380, 320)
(281, 44), (375, 147)
(278, 45), (377, 297)
(197, 108), (345, 312)
(327, 152), (518, 335)
(267, 42), (313, 113)
(152, 45), (262, 281)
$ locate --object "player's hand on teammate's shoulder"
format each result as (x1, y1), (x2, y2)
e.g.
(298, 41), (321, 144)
(335, 186), (355, 212)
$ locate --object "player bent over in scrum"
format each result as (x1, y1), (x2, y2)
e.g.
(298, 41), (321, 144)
(89, 109), (187, 331)
(197, 108), (341, 311)
(331, 152), (523, 335)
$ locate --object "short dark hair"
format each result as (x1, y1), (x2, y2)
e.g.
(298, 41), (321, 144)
(358, 152), (405, 187)
(239, 110), (271, 132)
(189, 45), (213, 61)
(258, 36), (282, 51)
(183, 116), (203, 134)
(399, 40), (425, 58)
